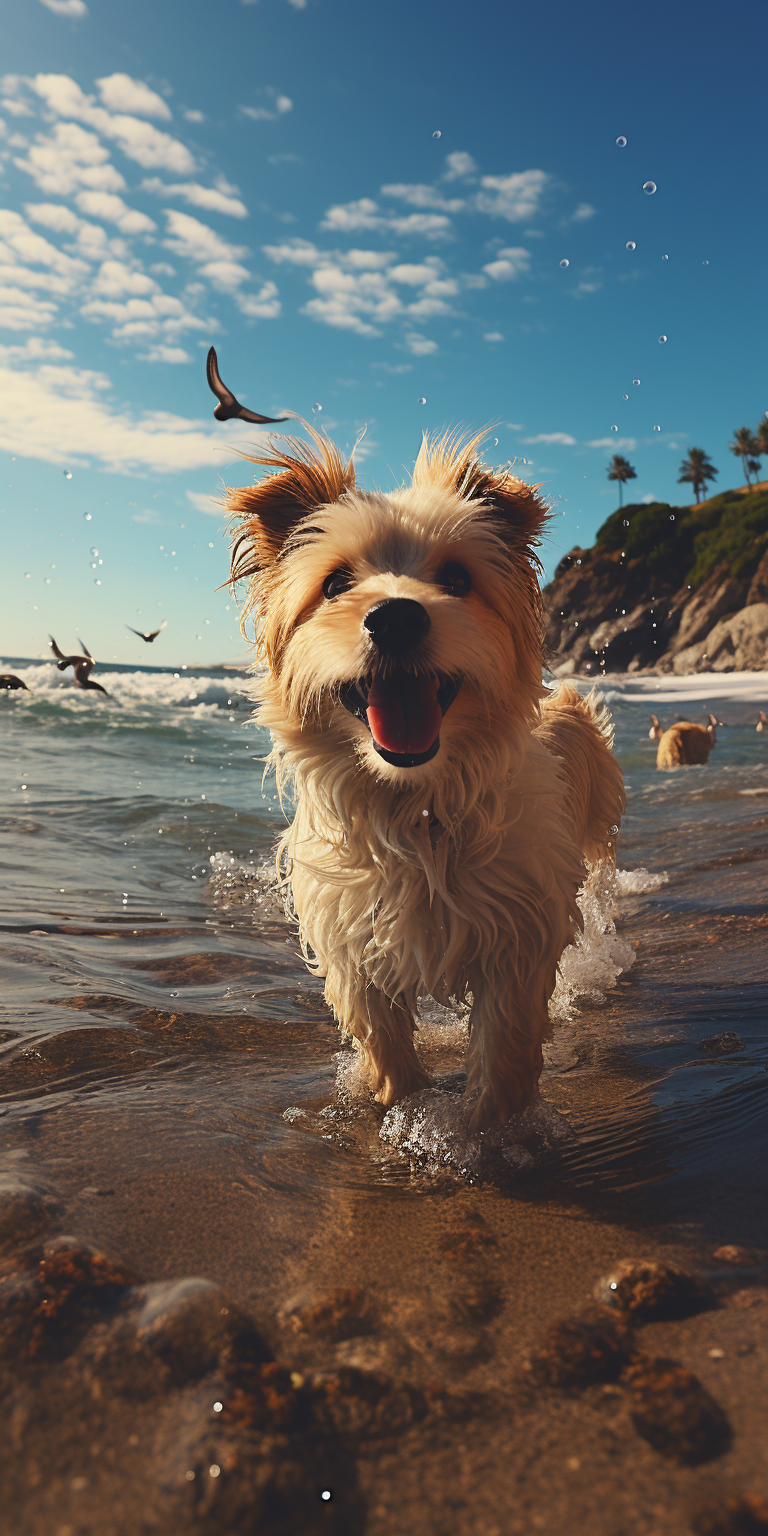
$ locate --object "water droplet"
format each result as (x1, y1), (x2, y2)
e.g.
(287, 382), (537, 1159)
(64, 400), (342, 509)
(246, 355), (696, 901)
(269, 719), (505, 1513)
(185, 1471), (195, 1482)
(658, 334), (667, 343)
(213, 1401), (223, 1412)
(642, 181), (657, 195)
(623, 519), (629, 527)
(610, 425), (618, 432)
(25, 571), (31, 578)
(653, 425), (661, 432)
(321, 1491), (332, 1503)
(492, 437), (499, 446)
(432, 129), (441, 139)
(418, 396), (426, 405)
(521, 458), (527, 464)
(90, 561), (97, 569)
(615, 136), (627, 147)
(209, 1465), (221, 1479)
(63, 470), (72, 479)
(576, 559), (581, 567)
(622, 393), (629, 400)
(312, 402), (322, 413)
(632, 379), (640, 386)
(90, 547), (99, 557)
(94, 579), (101, 586)
(625, 240), (636, 251)
(661, 253), (669, 261)
(45, 577), (51, 584)
(669, 514), (675, 521)
(83, 512), (92, 520)
(609, 824), (619, 835)
(169, 991), (178, 997)
(559, 258), (569, 268)
(702, 259), (709, 265)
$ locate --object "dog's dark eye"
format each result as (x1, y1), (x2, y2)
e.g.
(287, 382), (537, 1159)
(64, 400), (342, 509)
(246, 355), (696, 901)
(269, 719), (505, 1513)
(322, 568), (353, 600)
(437, 561), (471, 596)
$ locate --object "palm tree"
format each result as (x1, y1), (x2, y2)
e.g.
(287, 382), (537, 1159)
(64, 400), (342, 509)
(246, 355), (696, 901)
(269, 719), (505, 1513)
(677, 447), (718, 504)
(607, 454), (637, 507)
(729, 426), (760, 488)
(755, 418), (768, 476)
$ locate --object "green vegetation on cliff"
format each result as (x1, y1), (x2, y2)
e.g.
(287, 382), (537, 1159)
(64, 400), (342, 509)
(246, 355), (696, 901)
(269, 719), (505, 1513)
(593, 486), (768, 591)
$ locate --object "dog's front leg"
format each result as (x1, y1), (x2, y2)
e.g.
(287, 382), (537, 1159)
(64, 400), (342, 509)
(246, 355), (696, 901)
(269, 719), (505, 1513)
(464, 964), (549, 1131)
(324, 967), (432, 1106)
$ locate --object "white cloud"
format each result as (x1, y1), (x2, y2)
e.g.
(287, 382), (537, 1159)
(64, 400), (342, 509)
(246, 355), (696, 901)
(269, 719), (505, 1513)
(641, 494), (657, 504)
(95, 74), (171, 120)
(568, 202), (595, 223)
(380, 184), (466, 213)
(237, 281), (281, 318)
(39, 0), (88, 15)
(241, 93), (293, 122)
(186, 489), (222, 515)
(404, 332), (438, 355)
(443, 152), (477, 181)
(137, 344), (192, 364)
(91, 259), (159, 298)
(0, 287), (59, 330)
(0, 336), (74, 362)
(483, 332), (504, 343)
(142, 176), (248, 218)
(0, 357), (274, 472)
(320, 199), (452, 240)
(264, 241), (452, 336)
(183, 109), (205, 124)
(588, 436), (637, 450)
(482, 246), (530, 281)
(475, 170), (549, 222)
(75, 190), (156, 233)
(522, 432), (576, 446)
(17, 73), (196, 176)
(81, 291), (207, 341)
(25, 201), (124, 261)
(163, 208), (248, 270)
(14, 121), (127, 196)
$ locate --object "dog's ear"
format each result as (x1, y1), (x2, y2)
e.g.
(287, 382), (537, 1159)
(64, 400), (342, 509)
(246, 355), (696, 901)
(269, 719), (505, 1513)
(228, 428), (356, 583)
(412, 430), (549, 563)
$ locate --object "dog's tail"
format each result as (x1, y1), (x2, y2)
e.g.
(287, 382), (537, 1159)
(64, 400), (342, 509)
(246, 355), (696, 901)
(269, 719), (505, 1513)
(535, 683), (626, 864)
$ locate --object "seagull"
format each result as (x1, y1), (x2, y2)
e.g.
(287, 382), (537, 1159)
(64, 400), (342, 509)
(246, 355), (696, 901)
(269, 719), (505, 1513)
(0, 674), (28, 691)
(48, 636), (109, 696)
(206, 346), (288, 424)
(126, 620), (167, 643)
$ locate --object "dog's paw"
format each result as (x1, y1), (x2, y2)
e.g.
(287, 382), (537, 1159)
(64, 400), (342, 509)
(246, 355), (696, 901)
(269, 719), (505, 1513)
(378, 1088), (573, 1183)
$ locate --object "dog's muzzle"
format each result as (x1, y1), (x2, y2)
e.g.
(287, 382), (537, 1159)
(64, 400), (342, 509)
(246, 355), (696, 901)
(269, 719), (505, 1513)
(340, 670), (463, 768)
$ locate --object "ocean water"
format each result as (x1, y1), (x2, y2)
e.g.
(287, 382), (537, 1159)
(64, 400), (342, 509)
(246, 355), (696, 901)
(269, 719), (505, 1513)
(1, 661), (767, 1236)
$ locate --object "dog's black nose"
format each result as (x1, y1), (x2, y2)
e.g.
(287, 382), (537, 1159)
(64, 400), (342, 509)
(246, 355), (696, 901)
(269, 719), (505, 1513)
(363, 598), (430, 654)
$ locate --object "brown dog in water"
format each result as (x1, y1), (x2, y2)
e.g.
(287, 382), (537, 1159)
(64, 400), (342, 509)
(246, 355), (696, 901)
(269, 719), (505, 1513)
(227, 427), (625, 1130)
(650, 713), (717, 768)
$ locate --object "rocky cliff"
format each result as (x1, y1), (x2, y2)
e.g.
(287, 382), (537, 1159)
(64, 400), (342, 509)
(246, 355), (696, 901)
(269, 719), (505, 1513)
(542, 483), (768, 675)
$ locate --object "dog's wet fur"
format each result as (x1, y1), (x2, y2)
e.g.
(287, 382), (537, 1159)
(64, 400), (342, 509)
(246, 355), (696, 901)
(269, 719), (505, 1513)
(227, 427), (625, 1130)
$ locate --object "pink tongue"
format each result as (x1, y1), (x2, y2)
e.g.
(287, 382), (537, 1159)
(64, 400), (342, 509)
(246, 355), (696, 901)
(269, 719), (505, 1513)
(367, 674), (442, 755)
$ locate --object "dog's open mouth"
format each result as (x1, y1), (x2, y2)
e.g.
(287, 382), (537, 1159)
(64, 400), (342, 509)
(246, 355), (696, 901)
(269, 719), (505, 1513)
(340, 671), (462, 767)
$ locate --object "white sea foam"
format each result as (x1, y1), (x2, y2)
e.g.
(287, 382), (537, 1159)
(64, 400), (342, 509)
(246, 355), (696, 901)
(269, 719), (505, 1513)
(0, 662), (254, 716)
(207, 850), (286, 915)
(596, 670), (768, 706)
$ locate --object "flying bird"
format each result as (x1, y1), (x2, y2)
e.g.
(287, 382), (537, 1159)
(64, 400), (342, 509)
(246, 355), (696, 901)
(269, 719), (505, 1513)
(206, 346), (288, 424)
(126, 620), (168, 643)
(0, 674), (28, 691)
(48, 636), (109, 696)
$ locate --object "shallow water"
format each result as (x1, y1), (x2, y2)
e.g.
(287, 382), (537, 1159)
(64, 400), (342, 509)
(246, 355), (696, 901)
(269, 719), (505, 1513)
(1, 663), (767, 1534)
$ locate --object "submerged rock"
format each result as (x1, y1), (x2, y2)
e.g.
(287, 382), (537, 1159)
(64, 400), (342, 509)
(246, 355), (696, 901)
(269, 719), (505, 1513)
(134, 1278), (269, 1381)
(280, 1287), (371, 1342)
(699, 1032), (745, 1054)
(595, 1258), (714, 1320)
(0, 1173), (61, 1248)
(623, 1355), (732, 1464)
(691, 1494), (768, 1535)
(529, 1306), (634, 1387)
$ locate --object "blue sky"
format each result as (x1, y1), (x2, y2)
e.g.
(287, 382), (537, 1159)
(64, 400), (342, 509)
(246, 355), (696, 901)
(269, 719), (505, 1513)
(1, 0), (765, 666)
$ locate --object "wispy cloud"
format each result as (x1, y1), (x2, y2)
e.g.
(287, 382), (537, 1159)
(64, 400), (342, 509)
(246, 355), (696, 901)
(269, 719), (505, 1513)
(0, 355), (275, 472)
(321, 199), (452, 240)
(142, 176), (248, 218)
(588, 436), (637, 450)
(39, 0), (88, 15)
(263, 239), (455, 337)
(95, 74), (171, 120)
(523, 432), (576, 445)
(482, 246), (530, 281)
(240, 91), (293, 122)
(5, 72), (196, 175)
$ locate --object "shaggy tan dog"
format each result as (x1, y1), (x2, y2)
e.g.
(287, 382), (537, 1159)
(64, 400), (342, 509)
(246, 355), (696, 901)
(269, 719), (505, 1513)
(228, 428), (625, 1130)
(650, 714), (717, 768)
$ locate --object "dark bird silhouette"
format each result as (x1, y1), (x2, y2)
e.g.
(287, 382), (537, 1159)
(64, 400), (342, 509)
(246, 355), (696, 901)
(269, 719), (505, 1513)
(126, 620), (167, 643)
(48, 636), (109, 696)
(0, 674), (28, 691)
(206, 346), (288, 424)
